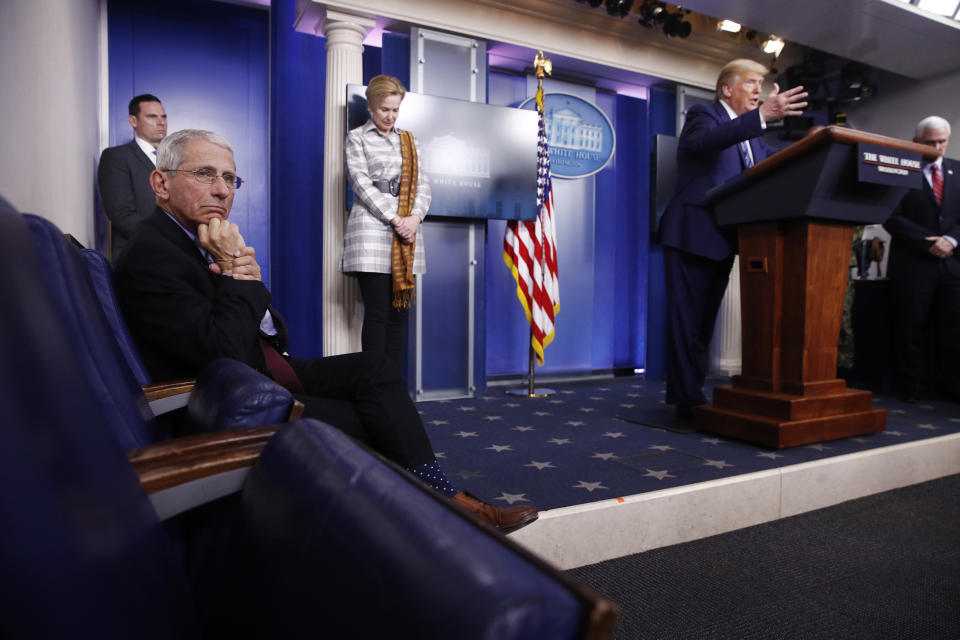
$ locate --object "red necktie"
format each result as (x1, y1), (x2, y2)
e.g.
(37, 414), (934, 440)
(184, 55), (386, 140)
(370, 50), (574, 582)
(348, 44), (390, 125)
(259, 338), (304, 393)
(931, 164), (944, 206)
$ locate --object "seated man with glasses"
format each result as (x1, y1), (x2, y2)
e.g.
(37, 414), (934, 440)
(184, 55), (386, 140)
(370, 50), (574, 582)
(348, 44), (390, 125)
(114, 129), (537, 534)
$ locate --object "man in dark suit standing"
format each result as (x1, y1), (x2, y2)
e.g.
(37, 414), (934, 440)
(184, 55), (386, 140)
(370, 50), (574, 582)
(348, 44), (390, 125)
(658, 59), (807, 421)
(98, 94), (167, 263)
(114, 129), (537, 533)
(883, 116), (959, 403)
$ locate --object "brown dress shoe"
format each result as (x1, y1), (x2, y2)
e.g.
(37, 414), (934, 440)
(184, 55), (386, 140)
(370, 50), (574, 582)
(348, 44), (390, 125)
(451, 491), (538, 534)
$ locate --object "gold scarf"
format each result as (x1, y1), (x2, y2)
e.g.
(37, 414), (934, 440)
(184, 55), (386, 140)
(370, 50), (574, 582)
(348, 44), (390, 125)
(391, 129), (418, 309)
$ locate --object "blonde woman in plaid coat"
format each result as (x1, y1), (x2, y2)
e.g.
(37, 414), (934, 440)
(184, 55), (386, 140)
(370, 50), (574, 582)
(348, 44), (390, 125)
(342, 75), (431, 370)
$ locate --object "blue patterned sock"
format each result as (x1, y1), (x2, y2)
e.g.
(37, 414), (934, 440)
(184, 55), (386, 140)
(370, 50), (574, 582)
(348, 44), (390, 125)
(407, 459), (458, 497)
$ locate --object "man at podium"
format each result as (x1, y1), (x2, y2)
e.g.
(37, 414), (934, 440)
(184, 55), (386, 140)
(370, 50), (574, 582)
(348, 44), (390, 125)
(658, 58), (807, 421)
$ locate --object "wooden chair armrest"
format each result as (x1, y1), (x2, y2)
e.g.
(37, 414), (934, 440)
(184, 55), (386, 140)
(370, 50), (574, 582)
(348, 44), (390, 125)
(143, 379), (196, 402)
(63, 233), (86, 249)
(129, 426), (277, 493)
(288, 399), (305, 421)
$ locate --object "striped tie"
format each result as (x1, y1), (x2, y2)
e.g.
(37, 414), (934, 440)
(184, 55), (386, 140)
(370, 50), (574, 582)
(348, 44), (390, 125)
(739, 141), (753, 168)
(931, 164), (943, 206)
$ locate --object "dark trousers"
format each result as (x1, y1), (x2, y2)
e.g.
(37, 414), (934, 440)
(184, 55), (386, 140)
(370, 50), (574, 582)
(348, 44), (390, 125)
(891, 270), (960, 397)
(663, 246), (734, 407)
(356, 272), (409, 370)
(288, 352), (434, 468)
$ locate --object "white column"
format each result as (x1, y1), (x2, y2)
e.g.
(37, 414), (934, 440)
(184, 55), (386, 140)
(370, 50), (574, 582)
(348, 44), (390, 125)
(317, 9), (374, 356)
(0, 0), (99, 244)
(710, 256), (742, 376)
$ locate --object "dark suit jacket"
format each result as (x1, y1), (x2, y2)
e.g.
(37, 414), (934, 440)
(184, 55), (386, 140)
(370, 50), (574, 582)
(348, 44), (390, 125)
(114, 208), (289, 381)
(97, 140), (157, 262)
(658, 101), (776, 261)
(884, 157), (960, 280)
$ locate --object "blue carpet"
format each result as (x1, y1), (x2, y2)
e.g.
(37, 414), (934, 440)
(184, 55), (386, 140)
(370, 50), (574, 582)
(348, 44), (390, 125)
(418, 376), (960, 511)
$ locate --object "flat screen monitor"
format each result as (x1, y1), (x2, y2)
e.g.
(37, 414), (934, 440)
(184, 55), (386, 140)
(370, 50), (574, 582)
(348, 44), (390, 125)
(347, 85), (539, 221)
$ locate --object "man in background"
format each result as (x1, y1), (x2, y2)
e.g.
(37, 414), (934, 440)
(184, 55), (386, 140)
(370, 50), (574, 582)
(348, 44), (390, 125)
(658, 59), (806, 422)
(883, 116), (959, 403)
(97, 94), (167, 263)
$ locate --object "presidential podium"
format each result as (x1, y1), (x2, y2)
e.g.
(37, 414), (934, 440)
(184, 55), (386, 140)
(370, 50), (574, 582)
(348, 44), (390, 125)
(695, 126), (937, 448)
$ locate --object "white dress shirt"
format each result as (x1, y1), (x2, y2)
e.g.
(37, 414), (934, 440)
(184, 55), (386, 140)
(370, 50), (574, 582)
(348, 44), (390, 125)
(135, 137), (158, 166)
(718, 99), (765, 167)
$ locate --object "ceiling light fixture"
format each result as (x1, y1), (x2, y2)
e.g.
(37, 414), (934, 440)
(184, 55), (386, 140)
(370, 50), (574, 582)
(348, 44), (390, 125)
(762, 35), (785, 58)
(717, 19), (741, 33)
(605, 0), (635, 17)
(637, 1), (692, 38)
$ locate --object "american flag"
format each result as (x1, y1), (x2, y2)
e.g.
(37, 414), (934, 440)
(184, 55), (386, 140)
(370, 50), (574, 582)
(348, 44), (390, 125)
(502, 90), (559, 366)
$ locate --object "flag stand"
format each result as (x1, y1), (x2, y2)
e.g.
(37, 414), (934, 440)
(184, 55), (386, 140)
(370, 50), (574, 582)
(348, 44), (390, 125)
(506, 329), (555, 398)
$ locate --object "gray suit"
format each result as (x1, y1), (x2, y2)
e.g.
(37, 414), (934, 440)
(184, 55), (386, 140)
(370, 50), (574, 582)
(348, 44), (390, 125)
(97, 139), (156, 263)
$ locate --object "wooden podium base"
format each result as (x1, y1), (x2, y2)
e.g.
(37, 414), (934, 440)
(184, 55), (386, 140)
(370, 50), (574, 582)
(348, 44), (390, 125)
(696, 383), (886, 449)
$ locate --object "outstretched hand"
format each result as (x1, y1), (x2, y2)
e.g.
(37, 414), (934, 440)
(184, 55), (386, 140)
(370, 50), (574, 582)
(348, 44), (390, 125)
(758, 83), (808, 122)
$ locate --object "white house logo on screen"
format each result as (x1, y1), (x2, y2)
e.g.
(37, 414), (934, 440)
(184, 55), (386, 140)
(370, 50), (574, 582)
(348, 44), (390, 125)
(424, 134), (491, 189)
(520, 93), (615, 179)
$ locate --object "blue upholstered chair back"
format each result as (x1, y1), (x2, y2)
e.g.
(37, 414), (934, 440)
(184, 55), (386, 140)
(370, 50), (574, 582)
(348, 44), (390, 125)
(244, 420), (588, 639)
(0, 197), (197, 638)
(23, 214), (163, 449)
(81, 246), (153, 386)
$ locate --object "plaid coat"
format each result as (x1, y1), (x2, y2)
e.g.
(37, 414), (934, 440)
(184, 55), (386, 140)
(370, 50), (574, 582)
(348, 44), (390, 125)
(341, 120), (430, 274)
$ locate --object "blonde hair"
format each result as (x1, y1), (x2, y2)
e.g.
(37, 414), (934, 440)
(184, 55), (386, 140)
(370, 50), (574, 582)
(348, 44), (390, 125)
(715, 59), (769, 101)
(366, 75), (406, 111)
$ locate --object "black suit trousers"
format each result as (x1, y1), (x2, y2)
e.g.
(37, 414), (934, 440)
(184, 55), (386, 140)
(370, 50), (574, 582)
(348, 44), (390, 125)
(891, 268), (960, 396)
(288, 351), (434, 468)
(663, 247), (734, 407)
(356, 272), (409, 370)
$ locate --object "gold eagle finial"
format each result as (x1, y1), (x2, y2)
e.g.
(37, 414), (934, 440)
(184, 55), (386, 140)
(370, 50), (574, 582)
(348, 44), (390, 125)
(534, 50), (552, 79)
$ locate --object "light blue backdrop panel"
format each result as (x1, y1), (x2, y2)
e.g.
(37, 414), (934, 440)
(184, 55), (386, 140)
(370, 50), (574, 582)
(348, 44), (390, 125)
(107, 0), (269, 285)
(422, 37), (476, 99)
(418, 221), (478, 395)
(407, 30), (487, 398)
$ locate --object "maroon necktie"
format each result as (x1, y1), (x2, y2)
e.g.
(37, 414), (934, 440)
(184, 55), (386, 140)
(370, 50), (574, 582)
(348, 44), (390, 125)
(931, 164), (944, 206)
(259, 338), (304, 393)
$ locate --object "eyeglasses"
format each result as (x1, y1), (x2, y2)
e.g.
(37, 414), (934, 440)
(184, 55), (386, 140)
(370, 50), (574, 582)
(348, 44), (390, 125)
(162, 167), (243, 190)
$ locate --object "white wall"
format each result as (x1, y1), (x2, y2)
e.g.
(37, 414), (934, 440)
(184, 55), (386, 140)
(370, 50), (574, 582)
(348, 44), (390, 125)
(0, 0), (100, 244)
(846, 68), (960, 158)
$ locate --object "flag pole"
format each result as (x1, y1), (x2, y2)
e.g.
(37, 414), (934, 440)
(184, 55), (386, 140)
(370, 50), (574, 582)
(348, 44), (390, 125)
(507, 51), (555, 399)
(507, 327), (555, 398)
